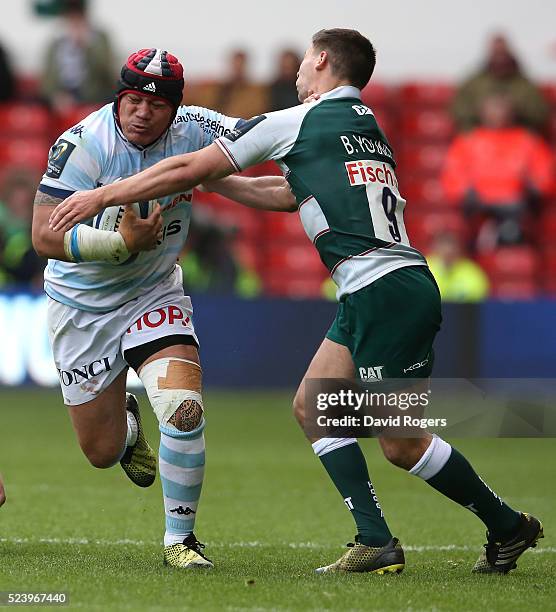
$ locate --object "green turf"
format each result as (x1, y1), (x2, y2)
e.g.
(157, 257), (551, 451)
(0, 389), (554, 611)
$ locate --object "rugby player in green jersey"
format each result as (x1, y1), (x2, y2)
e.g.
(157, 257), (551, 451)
(50, 29), (543, 575)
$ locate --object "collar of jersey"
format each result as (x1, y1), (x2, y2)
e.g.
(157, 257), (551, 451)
(112, 103), (169, 153)
(318, 85), (362, 101)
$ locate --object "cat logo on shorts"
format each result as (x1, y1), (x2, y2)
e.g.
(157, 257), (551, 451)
(359, 366), (384, 382)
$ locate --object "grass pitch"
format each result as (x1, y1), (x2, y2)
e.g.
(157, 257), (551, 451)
(0, 389), (554, 611)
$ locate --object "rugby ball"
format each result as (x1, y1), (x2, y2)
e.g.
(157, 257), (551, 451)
(91, 201), (152, 264)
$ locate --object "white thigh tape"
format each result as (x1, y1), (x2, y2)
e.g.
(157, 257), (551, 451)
(139, 357), (203, 425)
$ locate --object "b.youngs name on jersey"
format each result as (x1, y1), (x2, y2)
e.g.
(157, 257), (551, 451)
(340, 134), (393, 159)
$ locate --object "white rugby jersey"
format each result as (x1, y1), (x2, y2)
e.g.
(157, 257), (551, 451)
(39, 103), (238, 312)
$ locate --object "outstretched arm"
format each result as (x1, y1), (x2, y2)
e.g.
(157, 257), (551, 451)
(201, 175), (297, 212)
(49, 144), (234, 232)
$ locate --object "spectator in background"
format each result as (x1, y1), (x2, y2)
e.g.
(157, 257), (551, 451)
(213, 49), (267, 118)
(268, 49), (301, 110)
(427, 232), (489, 302)
(442, 94), (554, 251)
(180, 208), (261, 298)
(0, 170), (45, 287)
(452, 34), (548, 132)
(0, 41), (15, 101)
(41, 0), (114, 111)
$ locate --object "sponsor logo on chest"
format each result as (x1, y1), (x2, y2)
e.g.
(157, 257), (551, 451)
(164, 192), (192, 212)
(345, 160), (398, 189)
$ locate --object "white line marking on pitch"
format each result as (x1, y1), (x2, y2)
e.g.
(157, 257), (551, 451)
(0, 537), (554, 554)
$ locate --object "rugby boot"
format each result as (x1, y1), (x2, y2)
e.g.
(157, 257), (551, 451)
(472, 512), (544, 574)
(164, 533), (214, 569)
(316, 536), (405, 574)
(120, 393), (156, 487)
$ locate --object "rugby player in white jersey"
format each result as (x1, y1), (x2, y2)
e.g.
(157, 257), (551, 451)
(32, 48), (295, 569)
(49, 32), (543, 575)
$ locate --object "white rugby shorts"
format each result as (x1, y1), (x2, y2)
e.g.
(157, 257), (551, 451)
(47, 266), (198, 406)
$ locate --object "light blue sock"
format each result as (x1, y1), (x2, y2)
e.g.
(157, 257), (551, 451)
(159, 419), (205, 546)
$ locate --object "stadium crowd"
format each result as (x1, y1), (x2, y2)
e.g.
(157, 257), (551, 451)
(0, 1), (555, 300)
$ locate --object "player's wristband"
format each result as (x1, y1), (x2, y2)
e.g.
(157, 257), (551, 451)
(63, 224), (130, 264)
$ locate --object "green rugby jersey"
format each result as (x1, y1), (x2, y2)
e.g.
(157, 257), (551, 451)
(216, 86), (427, 298)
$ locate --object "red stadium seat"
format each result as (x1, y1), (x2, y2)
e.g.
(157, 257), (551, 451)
(15, 75), (41, 99)
(360, 82), (393, 108)
(400, 175), (446, 208)
(488, 279), (539, 300)
(264, 272), (326, 298)
(397, 82), (455, 107)
(265, 212), (308, 241)
(540, 83), (556, 106)
(0, 103), (51, 137)
(543, 280), (556, 296)
(547, 112), (556, 144)
(192, 191), (262, 239)
(0, 137), (49, 171)
(397, 143), (449, 177)
(477, 246), (541, 299)
(233, 238), (263, 273)
(55, 104), (102, 135)
(264, 242), (324, 275)
(541, 247), (556, 294)
(400, 109), (454, 142)
(479, 246), (539, 278)
(539, 209), (556, 246)
(404, 210), (467, 254)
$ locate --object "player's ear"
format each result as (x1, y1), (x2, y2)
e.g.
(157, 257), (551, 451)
(315, 50), (328, 72)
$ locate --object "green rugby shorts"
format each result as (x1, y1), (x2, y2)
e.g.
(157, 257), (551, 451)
(326, 265), (442, 383)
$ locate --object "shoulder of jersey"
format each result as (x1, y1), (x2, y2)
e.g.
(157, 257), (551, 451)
(271, 101), (317, 119)
(230, 103), (314, 136)
(265, 102), (317, 132)
(58, 103), (115, 145)
(262, 100), (321, 130)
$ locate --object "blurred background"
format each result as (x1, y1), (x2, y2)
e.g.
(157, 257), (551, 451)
(0, 0), (555, 389)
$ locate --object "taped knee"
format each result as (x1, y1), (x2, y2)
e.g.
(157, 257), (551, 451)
(167, 398), (203, 432)
(139, 357), (204, 432)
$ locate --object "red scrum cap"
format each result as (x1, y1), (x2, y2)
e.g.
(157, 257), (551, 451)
(116, 48), (185, 111)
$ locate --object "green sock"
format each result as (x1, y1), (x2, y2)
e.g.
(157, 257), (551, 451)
(317, 441), (392, 546)
(426, 447), (521, 540)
